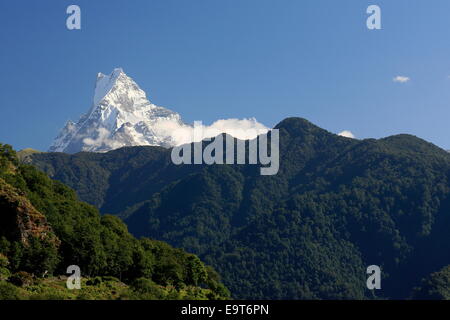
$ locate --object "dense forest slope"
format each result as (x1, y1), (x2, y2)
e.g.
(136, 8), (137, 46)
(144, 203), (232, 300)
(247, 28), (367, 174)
(0, 144), (229, 300)
(29, 117), (450, 299)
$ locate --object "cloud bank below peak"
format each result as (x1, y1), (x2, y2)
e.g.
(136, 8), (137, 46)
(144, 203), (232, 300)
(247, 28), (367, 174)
(153, 118), (269, 146)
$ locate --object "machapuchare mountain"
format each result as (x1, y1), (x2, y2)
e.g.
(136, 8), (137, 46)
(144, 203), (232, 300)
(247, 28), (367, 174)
(49, 68), (268, 154)
(49, 68), (184, 153)
(30, 117), (450, 300)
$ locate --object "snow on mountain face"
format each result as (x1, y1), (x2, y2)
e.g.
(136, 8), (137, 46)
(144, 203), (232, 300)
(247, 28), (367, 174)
(49, 68), (184, 153)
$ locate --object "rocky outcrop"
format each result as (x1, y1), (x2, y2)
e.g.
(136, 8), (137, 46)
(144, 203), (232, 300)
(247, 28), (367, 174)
(0, 178), (59, 246)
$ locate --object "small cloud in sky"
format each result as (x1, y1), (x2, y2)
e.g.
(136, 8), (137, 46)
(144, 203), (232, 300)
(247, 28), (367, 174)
(338, 130), (355, 139)
(393, 76), (410, 83)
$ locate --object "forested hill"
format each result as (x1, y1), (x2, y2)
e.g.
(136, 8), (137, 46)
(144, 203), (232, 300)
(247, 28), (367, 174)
(28, 117), (450, 299)
(0, 144), (229, 300)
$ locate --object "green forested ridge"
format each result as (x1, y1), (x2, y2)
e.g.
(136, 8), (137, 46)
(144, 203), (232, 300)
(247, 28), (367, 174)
(0, 144), (229, 300)
(29, 117), (450, 299)
(411, 265), (450, 299)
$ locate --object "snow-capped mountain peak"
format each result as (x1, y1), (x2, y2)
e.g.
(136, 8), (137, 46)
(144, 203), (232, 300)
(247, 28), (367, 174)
(93, 68), (125, 106)
(49, 68), (183, 153)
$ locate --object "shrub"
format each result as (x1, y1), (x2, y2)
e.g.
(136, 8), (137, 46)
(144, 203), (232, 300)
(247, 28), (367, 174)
(8, 271), (34, 287)
(0, 254), (10, 281)
(131, 277), (165, 299)
(0, 254), (8, 268)
(86, 276), (102, 286)
(0, 281), (21, 299)
(101, 276), (120, 282)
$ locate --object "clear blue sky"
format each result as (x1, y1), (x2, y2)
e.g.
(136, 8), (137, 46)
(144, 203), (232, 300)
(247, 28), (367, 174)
(1, 0), (450, 151)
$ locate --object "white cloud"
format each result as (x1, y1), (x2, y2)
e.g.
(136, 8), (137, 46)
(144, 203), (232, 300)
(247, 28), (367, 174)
(338, 130), (355, 139)
(393, 76), (410, 83)
(82, 118), (269, 150)
(156, 118), (269, 146)
(83, 127), (124, 149)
